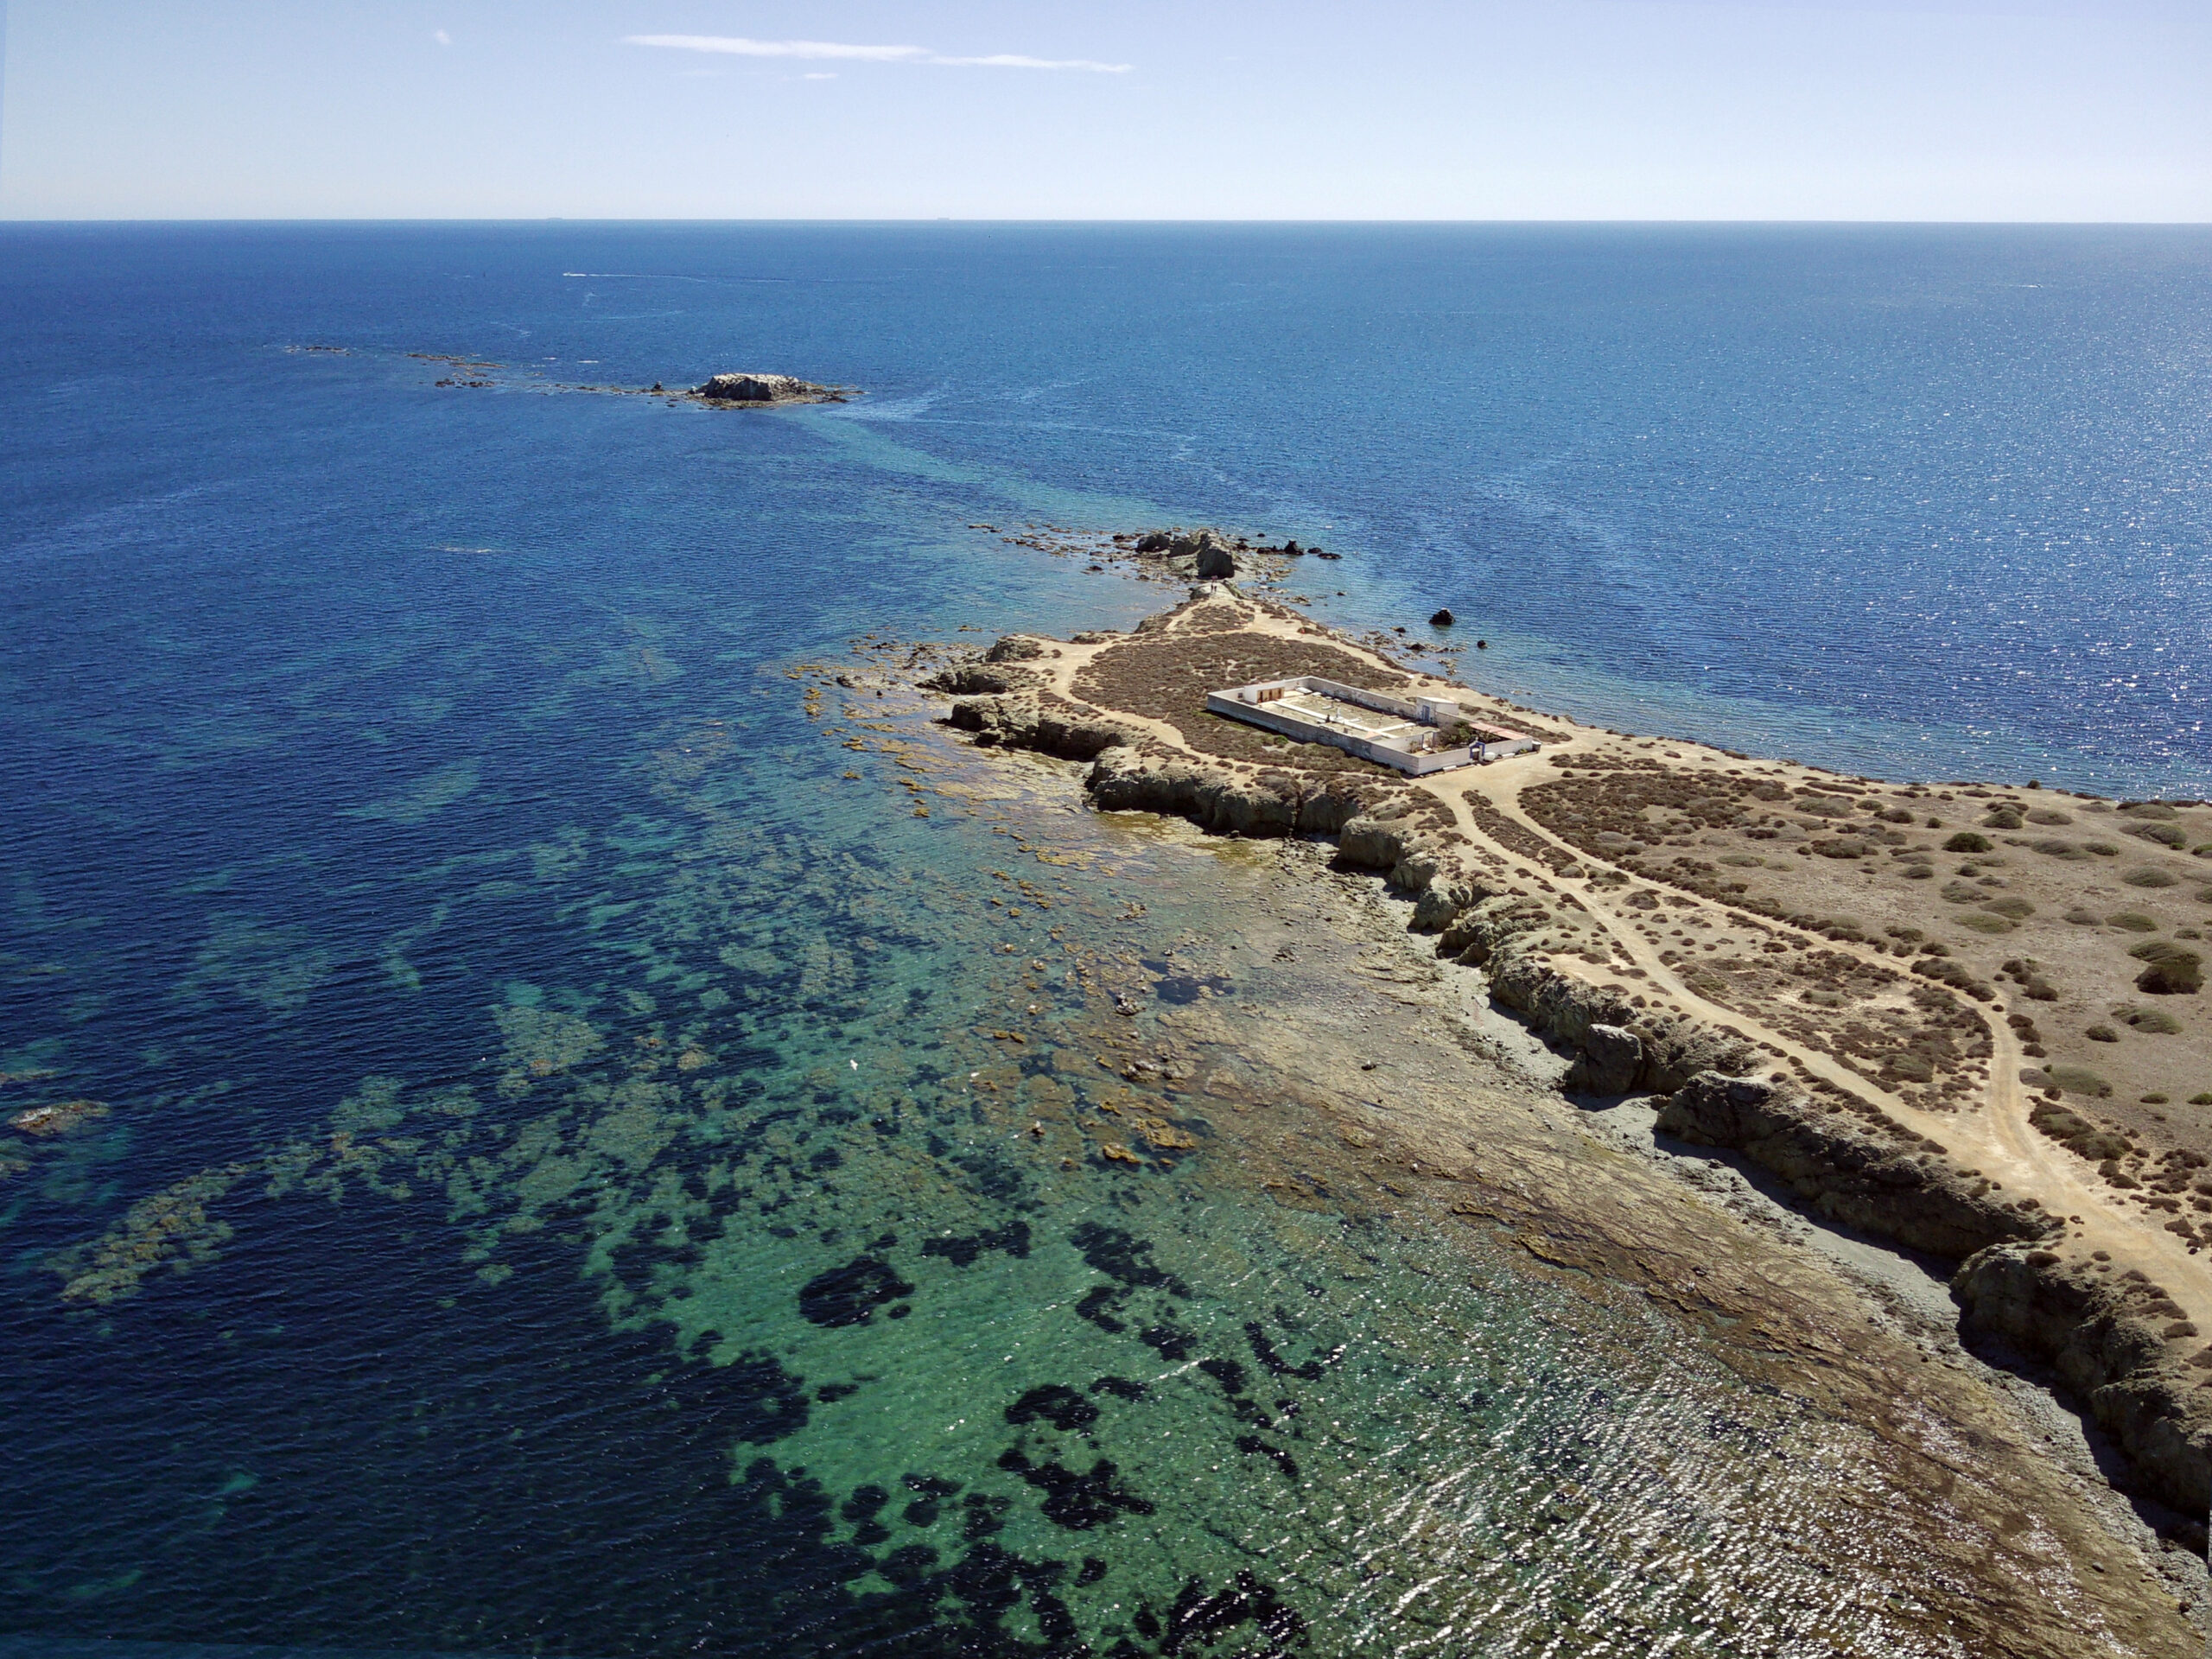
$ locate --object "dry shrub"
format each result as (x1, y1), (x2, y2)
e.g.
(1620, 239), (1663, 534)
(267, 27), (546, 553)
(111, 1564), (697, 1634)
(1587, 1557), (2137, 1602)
(1943, 831), (1993, 853)
(2117, 1005), (2183, 1034)
(2125, 868), (2181, 890)
(2048, 1065), (2114, 1097)
(2131, 941), (2204, 995)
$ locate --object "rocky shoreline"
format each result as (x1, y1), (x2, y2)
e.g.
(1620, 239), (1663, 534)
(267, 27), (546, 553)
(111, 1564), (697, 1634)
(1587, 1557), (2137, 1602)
(921, 578), (2212, 1538)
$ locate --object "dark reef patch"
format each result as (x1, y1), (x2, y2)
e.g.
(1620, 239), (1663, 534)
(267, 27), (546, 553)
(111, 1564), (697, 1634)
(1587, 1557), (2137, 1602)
(1075, 1285), (1129, 1333)
(1244, 1321), (1344, 1381)
(798, 1255), (915, 1327)
(1161, 1570), (1309, 1656)
(1235, 1435), (1300, 1480)
(921, 1219), (1033, 1268)
(1068, 1222), (1190, 1296)
(711, 1349), (813, 1443)
(1007, 1384), (1102, 1433)
(1139, 1324), (1196, 1362)
(996, 1448), (1156, 1530)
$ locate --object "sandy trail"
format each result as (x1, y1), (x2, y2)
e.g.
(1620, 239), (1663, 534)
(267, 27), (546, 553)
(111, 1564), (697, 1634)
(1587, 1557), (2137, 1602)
(1446, 747), (2212, 1331)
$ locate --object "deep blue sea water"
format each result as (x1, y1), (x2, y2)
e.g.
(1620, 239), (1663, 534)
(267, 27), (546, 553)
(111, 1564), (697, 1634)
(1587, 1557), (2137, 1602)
(3, 224), (2209, 1658)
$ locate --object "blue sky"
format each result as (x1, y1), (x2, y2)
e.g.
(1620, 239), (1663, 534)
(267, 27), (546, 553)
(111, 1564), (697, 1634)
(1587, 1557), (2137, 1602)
(2, 1), (2206, 219)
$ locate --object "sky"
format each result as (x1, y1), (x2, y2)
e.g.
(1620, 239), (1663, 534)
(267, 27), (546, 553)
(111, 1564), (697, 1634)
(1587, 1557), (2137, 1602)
(1, 1), (2207, 219)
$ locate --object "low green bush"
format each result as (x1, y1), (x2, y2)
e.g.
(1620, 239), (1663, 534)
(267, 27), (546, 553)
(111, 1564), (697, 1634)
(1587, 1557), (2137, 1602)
(2125, 868), (2180, 889)
(2130, 940), (2204, 995)
(2128, 821), (2190, 849)
(1982, 896), (2035, 918)
(2049, 1065), (2113, 1097)
(1943, 831), (1992, 853)
(2107, 912), (2158, 931)
(2087, 841), (2120, 855)
(2086, 1025), (2120, 1042)
(2117, 1006), (2183, 1034)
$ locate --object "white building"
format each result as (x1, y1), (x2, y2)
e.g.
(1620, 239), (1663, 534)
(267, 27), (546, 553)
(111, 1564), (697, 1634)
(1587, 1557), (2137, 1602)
(1205, 676), (1539, 774)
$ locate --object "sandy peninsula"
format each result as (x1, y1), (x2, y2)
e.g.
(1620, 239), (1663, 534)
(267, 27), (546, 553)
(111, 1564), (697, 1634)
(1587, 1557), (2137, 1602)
(918, 540), (2212, 1538)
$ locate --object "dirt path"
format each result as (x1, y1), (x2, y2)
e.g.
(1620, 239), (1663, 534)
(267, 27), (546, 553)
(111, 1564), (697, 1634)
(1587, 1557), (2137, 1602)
(1443, 762), (2212, 1330)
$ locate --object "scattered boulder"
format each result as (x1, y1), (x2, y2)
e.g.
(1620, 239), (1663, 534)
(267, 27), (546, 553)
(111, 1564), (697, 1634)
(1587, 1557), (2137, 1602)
(1564, 1023), (1643, 1095)
(1193, 540), (1236, 581)
(1134, 532), (1173, 554)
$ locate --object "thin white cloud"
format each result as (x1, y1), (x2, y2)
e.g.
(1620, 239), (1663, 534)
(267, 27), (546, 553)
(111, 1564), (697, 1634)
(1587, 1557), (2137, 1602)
(625, 35), (1130, 73)
(626, 35), (927, 62)
(802, 73), (837, 81)
(433, 29), (451, 46)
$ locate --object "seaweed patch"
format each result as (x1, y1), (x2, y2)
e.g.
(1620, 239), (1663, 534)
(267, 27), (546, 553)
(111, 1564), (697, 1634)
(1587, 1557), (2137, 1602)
(798, 1255), (915, 1326)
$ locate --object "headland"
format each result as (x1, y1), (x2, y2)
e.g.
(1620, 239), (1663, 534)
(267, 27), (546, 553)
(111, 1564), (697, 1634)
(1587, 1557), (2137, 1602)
(918, 537), (2212, 1538)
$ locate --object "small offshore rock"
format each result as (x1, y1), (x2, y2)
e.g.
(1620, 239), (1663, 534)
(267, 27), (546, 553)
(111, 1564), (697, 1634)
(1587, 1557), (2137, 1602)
(693, 372), (839, 404)
(1430, 608), (1455, 626)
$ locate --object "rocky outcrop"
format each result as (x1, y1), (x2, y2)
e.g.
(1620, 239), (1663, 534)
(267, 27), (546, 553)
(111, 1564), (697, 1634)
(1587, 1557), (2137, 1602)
(947, 695), (1131, 763)
(1089, 747), (1378, 838)
(692, 372), (842, 404)
(922, 664), (1018, 696)
(1953, 1244), (2212, 1523)
(1657, 1073), (2052, 1258)
(982, 635), (1049, 664)
(1193, 541), (1236, 581)
(1567, 1024), (1644, 1094)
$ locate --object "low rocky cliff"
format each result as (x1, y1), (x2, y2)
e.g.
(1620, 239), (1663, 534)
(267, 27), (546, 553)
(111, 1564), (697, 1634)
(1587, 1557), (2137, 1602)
(1954, 1243), (2212, 1526)
(1657, 1073), (2052, 1258)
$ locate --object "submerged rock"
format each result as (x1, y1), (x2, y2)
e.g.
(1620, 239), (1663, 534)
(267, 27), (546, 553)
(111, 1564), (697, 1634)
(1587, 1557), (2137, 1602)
(10, 1099), (108, 1137)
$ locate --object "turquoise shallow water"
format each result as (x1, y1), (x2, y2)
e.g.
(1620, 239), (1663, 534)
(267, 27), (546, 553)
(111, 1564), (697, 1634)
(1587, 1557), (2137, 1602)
(2, 225), (2205, 1656)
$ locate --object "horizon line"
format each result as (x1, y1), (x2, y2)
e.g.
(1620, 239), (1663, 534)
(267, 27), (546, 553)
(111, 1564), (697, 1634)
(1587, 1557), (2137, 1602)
(2, 215), (2209, 228)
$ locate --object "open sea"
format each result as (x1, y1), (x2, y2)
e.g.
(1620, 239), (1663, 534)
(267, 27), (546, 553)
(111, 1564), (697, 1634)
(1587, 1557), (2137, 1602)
(3, 223), (2209, 1658)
